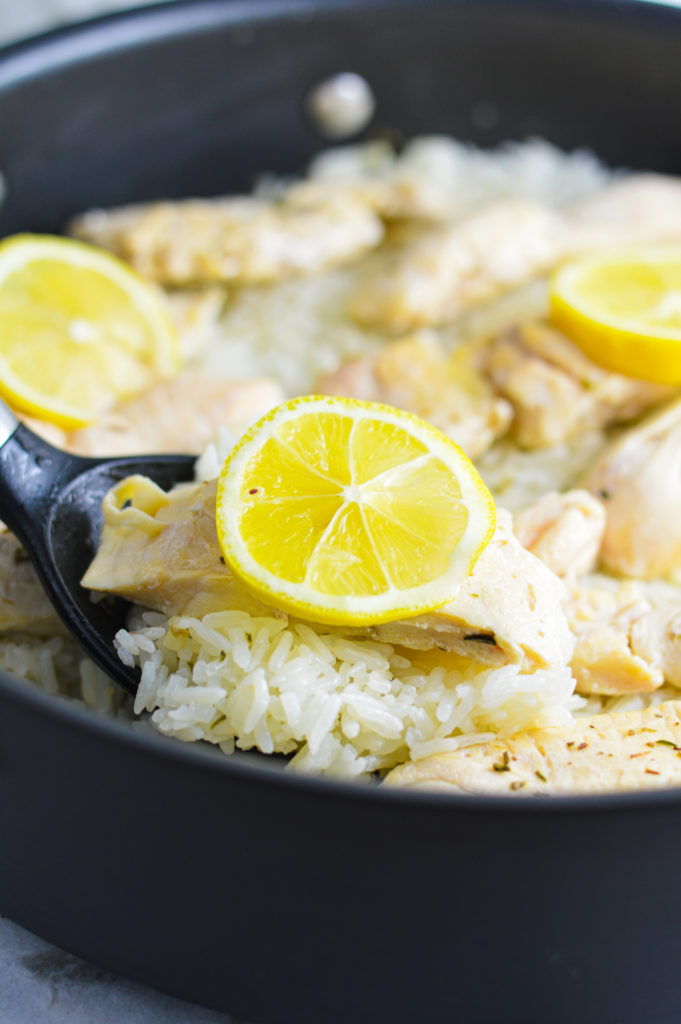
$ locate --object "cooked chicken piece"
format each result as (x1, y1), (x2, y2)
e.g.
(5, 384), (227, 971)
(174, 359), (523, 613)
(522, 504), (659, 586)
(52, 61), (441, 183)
(82, 477), (275, 619)
(318, 334), (512, 459)
(571, 630), (661, 696)
(566, 582), (662, 695)
(67, 373), (283, 457)
(384, 701), (681, 794)
(163, 286), (228, 363)
(0, 531), (64, 636)
(370, 510), (574, 671)
(84, 485), (572, 673)
(630, 605), (681, 688)
(349, 200), (570, 333)
(350, 174), (681, 333)
(582, 398), (681, 578)
(69, 193), (383, 286)
(513, 489), (605, 582)
(483, 321), (674, 448)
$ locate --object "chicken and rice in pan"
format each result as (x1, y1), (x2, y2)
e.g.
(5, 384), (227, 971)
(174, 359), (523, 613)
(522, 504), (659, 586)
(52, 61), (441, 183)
(4, 136), (681, 794)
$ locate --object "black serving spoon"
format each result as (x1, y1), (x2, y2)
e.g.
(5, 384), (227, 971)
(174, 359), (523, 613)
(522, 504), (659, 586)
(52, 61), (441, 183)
(0, 401), (195, 695)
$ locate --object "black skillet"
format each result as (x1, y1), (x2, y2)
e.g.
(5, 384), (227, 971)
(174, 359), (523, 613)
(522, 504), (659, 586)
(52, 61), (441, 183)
(1, 2), (681, 1022)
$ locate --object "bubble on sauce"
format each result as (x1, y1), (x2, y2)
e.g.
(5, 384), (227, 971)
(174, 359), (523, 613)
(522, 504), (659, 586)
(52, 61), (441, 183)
(306, 72), (376, 139)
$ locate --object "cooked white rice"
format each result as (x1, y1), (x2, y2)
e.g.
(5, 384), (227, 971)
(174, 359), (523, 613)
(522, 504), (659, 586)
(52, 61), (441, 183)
(0, 632), (128, 716)
(117, 609), (581, 778)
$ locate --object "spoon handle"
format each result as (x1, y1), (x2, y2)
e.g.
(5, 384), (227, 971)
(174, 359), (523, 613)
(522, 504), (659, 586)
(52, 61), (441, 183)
(0, 401), (89, 555)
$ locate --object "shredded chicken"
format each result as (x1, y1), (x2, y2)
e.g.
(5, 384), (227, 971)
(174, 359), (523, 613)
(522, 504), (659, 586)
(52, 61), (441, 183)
(512, 485), (680, 698)
(318, 334), (512, 459)
(582, 398), (681, 578)
(482, 321), (673, 448)
(67, 374), (283, 457)
(349, 200), (569, 333)
(82, 477), (276, 619)
(513, 489), (606, 582)
(566, 582), (663, 696)
(630, 605), (681, 689)
(370, 510), (573, 671)
(83, 486), (572, 673)
(69, 193), (384, 286)
(349, 174), (681, 333)
(384, 701), (681, 794)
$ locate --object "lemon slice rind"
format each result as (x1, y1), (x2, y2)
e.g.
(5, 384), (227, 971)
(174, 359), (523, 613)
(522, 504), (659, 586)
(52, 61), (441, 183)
(216, 395), (496, 626)
(0, 234), (180, 428)
(550, 249), (681, 384)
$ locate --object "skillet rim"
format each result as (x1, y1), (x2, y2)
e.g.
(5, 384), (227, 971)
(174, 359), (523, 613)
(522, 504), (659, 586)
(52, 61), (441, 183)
(3, 0), (681, 83)
(2, 0), (681, 816)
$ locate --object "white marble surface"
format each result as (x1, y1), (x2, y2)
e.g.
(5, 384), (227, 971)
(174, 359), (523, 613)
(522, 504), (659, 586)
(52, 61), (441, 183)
(0, 1), (246, 1021)
(0, 916), (234, 1023)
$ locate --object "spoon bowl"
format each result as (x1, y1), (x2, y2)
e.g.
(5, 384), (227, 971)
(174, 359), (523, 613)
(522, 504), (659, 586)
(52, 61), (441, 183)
(0, 403), (195, 693)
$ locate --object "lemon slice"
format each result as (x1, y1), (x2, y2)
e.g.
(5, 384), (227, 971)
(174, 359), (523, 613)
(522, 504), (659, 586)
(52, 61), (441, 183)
(216, 395), (496, 625)
(550, 250), (681, 384)
(0, 234), (180, 427)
